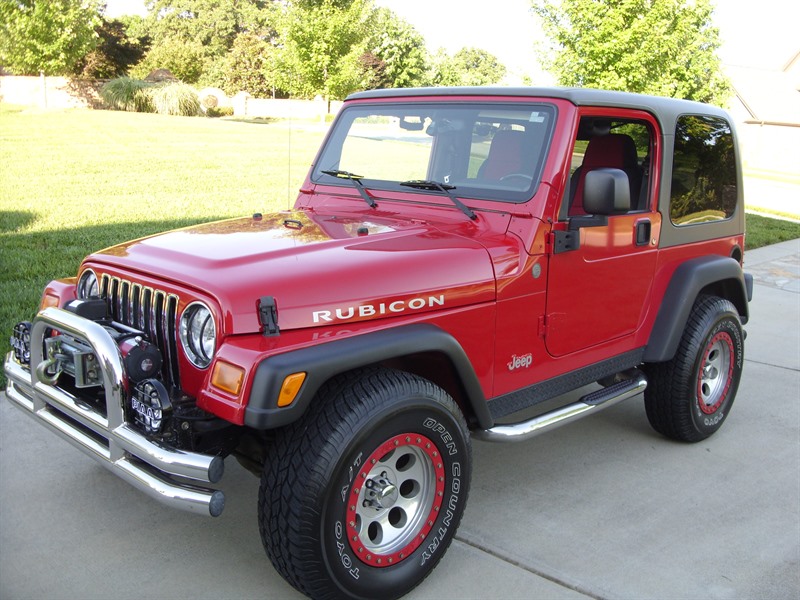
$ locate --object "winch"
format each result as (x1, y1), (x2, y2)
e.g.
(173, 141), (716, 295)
(19, 298), (164, 390)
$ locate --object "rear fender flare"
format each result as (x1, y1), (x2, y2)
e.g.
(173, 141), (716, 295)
(644, 255), (751, 363)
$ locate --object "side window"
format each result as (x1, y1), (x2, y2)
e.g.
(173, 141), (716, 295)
(670, 115), (737, 225)
(566, 117), (652, 218)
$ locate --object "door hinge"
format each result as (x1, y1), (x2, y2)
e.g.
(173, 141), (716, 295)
(258, 296), (280, 337)
(538, 314), (548, 338)
(551, 230), (579, 254)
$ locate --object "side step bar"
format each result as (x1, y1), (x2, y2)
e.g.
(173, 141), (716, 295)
(473, 369), (647, 443)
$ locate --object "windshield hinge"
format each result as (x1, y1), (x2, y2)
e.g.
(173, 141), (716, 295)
(259, 296), (280, 337)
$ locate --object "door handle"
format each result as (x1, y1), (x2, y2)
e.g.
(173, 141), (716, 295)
(635, 219), (651, 246)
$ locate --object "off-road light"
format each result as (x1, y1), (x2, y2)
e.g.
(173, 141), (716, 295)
(131, 379), (172, 434)
(11, 321), (32, 365)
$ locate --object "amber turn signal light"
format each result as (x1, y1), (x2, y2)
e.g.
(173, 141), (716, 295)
(40, 293), (60, 311)
(211, 361), (245, 396)
(278, 372), (306, 407)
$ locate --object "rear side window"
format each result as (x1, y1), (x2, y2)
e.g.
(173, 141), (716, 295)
(670, 115), (738, 225)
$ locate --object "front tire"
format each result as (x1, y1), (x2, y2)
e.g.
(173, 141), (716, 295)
(644, 295), (744, 442)
(259, 368), (471, 599)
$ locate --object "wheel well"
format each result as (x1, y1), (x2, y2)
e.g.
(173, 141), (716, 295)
(699, 278), (748, 319)
(643, 255), (750, 363)
(244, 323), (492, 430)
(380, 351), (479, 426)
(292, 350), (488, 430)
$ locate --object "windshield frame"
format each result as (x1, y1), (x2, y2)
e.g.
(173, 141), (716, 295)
(311, 101), (558, 204)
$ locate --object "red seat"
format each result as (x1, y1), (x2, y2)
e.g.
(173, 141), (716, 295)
(480, 130), (526, 180)
(570, 134), (640, 215)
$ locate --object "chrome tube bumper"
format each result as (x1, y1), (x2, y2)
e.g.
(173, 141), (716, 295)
(4, 307), (225, 517)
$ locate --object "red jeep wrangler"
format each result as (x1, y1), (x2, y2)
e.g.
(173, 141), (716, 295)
(6, 87), (753, 599)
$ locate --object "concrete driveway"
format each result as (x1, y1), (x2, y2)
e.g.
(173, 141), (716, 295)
(1, 240), (798, 600)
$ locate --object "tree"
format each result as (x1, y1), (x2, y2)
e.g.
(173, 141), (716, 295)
(141, 0), (272, 54)
(134, 0), (274, 84)
(363, 8), (429, 89)
(130, 36), (206, 83)
(430, 47), (507, 87)
(74, 19), (149, 79)
(0, 0), (102, 75)
(218, 32), (282, 97)
(531, 0), (731, 105)
(278, 0), (375, 100)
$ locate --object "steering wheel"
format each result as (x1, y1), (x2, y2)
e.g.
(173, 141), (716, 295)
(499, 173), (534, 187)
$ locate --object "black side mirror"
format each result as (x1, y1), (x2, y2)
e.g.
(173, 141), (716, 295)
(583, 168), (630, 215)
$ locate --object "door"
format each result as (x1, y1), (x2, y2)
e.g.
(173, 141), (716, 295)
(544, 110), (661, 357)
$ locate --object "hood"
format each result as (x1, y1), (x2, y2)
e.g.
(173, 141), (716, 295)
(85, 209), (506, 334)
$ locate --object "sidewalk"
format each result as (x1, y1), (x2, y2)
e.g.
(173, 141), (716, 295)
(745, 237), (800, 293)
(1, 241), (798, 600)
(744, 174), (800, 220)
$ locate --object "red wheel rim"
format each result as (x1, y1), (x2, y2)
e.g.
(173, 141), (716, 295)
(697, 332), (734, 414)
(345, 433), (445, 567)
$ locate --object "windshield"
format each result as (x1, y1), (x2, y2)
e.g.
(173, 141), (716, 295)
(312, 102), (557, 203)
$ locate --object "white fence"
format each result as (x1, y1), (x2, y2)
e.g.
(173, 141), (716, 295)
(0, 75), (342, 119)
(232, 94), (343, 119)
(0, 75), (100, 109)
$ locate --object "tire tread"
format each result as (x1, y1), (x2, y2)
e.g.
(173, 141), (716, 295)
(258, 367), (469, 599)
(644, 295), (742, 442)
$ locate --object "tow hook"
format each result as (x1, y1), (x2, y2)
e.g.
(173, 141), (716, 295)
(35, 340), (62, 386)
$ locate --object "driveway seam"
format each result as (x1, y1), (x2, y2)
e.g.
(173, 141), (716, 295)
(454, 533), (605, 599)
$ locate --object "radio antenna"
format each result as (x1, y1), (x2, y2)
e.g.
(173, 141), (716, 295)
(286, 108), (292, 209)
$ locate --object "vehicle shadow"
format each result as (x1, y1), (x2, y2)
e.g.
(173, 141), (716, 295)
(0, 214), (228, 381)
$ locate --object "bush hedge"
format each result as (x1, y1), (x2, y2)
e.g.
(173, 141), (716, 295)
(206, 106), (234, 118)
(100, 77), (200, 116)
(148, 82), (200, 116)
(100, 77), (153, 112)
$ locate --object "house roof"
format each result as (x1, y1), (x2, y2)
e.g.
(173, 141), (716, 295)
(726, 51), (800, 125)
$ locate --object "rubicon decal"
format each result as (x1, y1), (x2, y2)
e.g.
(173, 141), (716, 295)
(312, 295), (445, 324)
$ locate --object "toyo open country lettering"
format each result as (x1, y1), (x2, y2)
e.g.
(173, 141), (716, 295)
(5, 87), (752, 600)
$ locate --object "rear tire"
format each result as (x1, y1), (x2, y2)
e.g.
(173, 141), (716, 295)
(259, 367), (471, 599)
(644, 295), (744, 442)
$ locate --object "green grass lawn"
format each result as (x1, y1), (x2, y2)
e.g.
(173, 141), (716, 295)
(744, 213), (800, 250)
(1, 105), (798, 387)
(0, 104), (327, 379)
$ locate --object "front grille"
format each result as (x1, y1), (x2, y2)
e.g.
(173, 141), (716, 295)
(101, 274), (180, 387)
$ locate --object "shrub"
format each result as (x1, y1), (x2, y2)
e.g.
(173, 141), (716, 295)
(100, 78), (200, 117)
(206, 106), (234, 118)
(147, 82), (200, 117)
(100, 77), (154, 112)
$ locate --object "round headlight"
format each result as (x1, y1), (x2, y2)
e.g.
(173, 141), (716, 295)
(180, 302), (216, 369)
(77, 269), (99, 299)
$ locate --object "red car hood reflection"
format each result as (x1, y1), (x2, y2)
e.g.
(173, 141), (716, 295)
(85, 211), (501, 334)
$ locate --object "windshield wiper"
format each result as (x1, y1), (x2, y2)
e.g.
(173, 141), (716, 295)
(399, 180), (477, 220)
(321, 169), (377, 208)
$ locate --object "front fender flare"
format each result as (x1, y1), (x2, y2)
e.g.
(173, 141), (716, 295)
(243, 323), (491, 429)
